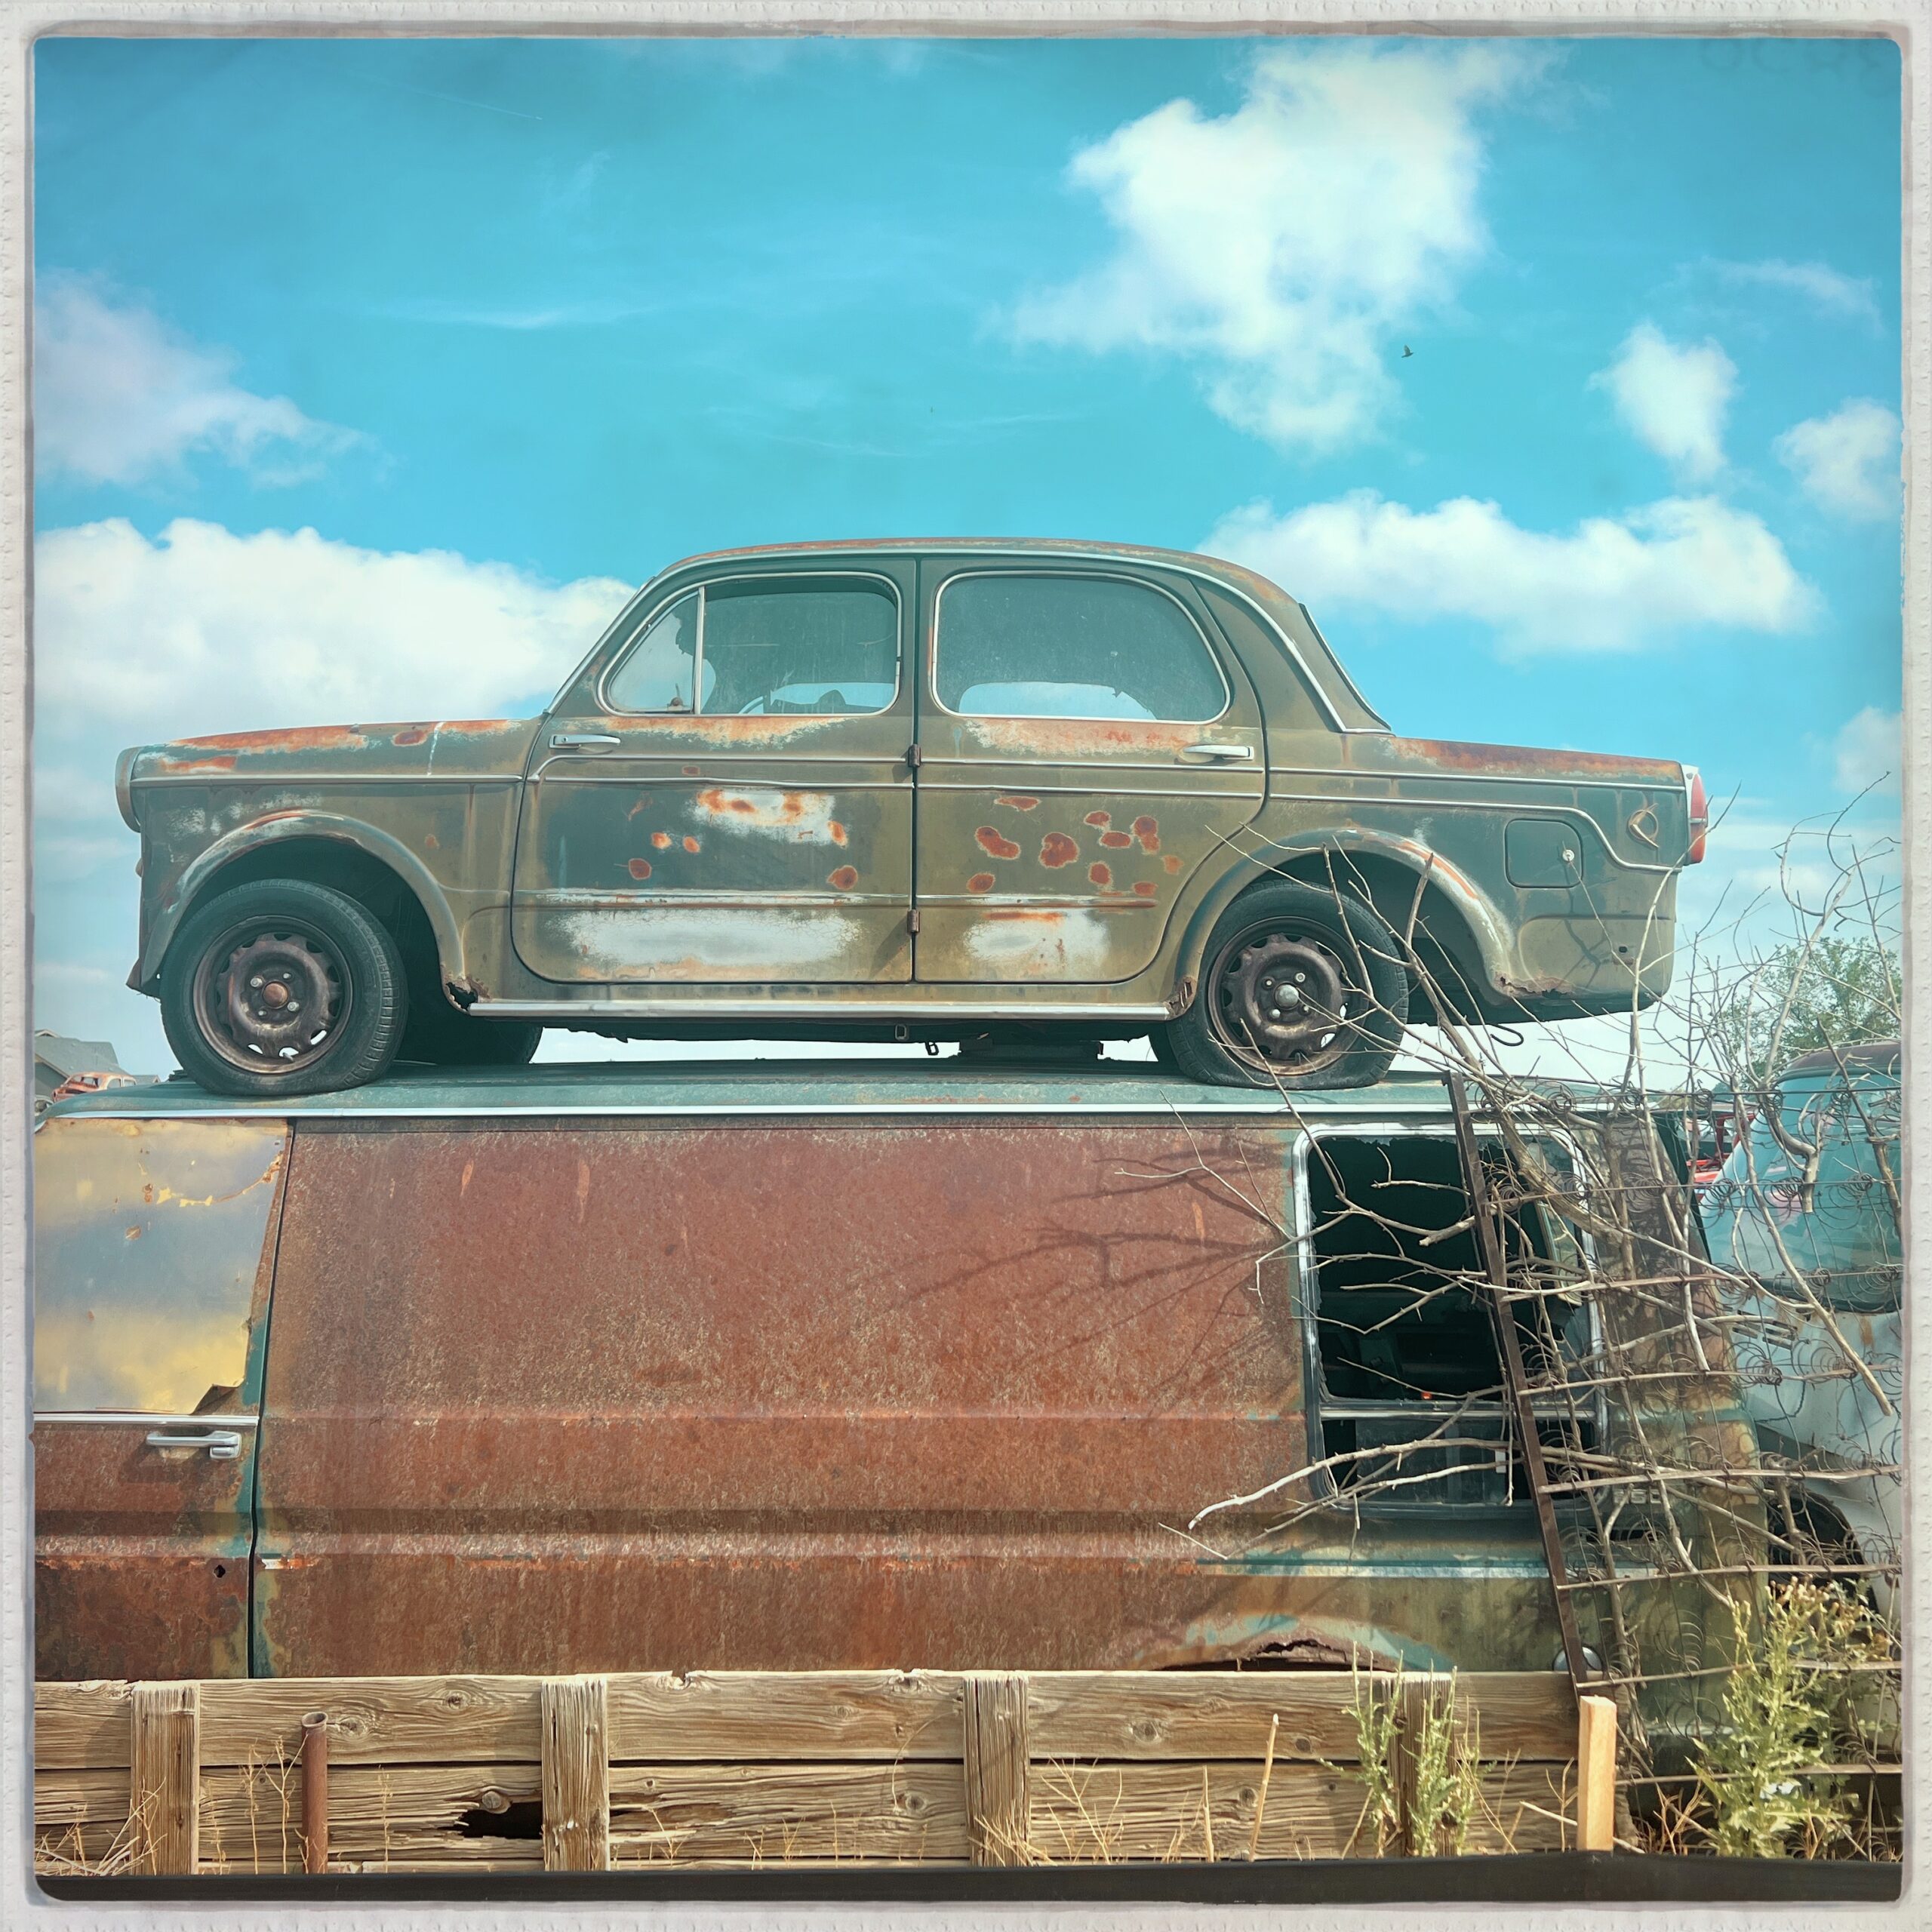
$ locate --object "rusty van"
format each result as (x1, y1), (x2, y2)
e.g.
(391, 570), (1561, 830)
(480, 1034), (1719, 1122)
(115, 542), (1708, 1097)
(34, 1060), (1745, 1697)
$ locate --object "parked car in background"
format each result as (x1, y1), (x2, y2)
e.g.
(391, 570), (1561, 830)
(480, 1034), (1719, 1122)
(116, 540), (1707, 1097)
(1700, 1041), (1902, 1609)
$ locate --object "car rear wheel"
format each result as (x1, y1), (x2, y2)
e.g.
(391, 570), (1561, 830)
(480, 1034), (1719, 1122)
(1164, 878), (1410, 1090)
(161, 878), (408, 1097)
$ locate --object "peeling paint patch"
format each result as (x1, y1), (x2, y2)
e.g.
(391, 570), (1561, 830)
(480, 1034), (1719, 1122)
(554, 907), (864, 977)
(651, 832), (672, 850)
(967, 872), (996, 893)
(1089, 863), (1112, 888)
(1040, 833), (1079, 869)
(682, 836), (700, 854)
(995, 795), (1039, 811)
(392, 728), (430, 747)
(693, 786), (845, 844)
(828, 866), (858, 891)
(1134, 880), (1159, 897)
(964, 906), (1115, 978)
(1134, 815), (1160, 853)
(628, 858), (653, 881)
(1163, 853), (1183, 874)
(424, 833), (439, 851)
(975, 828), (1021, 860)
(1099, 829), (1132, 850)
(1084, 811), (1112, 828)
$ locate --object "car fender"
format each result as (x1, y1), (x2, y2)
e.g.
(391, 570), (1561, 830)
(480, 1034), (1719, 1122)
(137, 811), (466, 990)
(1174, 826), (1518, 995)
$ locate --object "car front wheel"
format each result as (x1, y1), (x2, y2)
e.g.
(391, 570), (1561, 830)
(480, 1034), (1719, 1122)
(161, 878), (408, 1097)
(1164, 878), (1410, 1090)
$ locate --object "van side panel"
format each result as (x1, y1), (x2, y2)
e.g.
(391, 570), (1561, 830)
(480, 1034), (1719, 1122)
(254, 1118), (1306, 1675)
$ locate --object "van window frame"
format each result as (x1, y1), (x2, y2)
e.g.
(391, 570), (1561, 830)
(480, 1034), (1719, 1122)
(1293, 1120), (1604, 1517)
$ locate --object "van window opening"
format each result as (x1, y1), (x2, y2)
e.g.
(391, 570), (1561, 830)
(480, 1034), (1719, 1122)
(1306, 1134), (1593, 1508)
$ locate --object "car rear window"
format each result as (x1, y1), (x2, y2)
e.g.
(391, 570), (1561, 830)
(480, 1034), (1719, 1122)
(934, 573), (1228, 722)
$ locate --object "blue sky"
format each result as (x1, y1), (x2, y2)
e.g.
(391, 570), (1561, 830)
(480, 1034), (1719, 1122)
(32, 33), (1903, 1072)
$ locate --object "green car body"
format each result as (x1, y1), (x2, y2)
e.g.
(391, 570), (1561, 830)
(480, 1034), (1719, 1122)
(118, 539), (1706, 1088)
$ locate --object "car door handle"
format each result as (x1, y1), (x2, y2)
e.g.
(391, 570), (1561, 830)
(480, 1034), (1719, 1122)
(550, 732), (622, 752)
(1182, 743), (1254, 759)
(144, 1427), (242, 1460)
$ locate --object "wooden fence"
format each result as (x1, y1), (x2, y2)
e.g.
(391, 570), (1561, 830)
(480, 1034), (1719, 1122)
(35, 1670), (1614, 1875)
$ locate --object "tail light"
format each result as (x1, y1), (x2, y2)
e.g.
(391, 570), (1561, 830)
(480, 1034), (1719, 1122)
(1684, 765), (1708, 864)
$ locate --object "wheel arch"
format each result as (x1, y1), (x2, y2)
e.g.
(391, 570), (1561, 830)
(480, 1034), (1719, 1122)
(1176, 831), (1514, 1023)
(138, 816), (465, 1001)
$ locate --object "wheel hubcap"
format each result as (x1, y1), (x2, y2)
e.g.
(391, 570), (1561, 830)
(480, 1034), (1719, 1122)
(1212, 931), (1354, 1071)
(203, 928), (345, 1069)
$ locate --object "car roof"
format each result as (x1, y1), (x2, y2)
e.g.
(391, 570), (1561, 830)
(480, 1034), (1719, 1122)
(41, 1057), (1546, 1123)
(671, 535), (1266, 581)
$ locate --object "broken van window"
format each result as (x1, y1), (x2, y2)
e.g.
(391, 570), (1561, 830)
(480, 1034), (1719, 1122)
(32, 1116), (287, 1415)
(1306, 1133), (1592, 1508)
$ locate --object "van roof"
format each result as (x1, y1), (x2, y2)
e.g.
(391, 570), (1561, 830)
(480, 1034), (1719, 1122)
(40, 1058), (1503, 1123)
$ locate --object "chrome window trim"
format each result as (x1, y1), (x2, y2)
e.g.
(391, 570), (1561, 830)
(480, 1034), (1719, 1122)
(928, 567), (1235, 728)
(555, 545), (1383, 734)
(595, 570), (905, 721)
(34, 1410), (260, 1427)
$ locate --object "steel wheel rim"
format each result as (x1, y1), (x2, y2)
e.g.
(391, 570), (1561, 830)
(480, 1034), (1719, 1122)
(190, 916), (352, 1075)
(1208, 922), (1359, 1076)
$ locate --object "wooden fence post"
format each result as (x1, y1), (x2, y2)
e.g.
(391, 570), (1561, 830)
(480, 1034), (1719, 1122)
(129, 1682), (200, 1875)
(963, 1672), (1030, 1866)
(1577, 1694), (1618, 1852)
(541, 1675), (611, 1872)
(300, 1711), (330, 1873)
(1392, 1677), (1426, 1856)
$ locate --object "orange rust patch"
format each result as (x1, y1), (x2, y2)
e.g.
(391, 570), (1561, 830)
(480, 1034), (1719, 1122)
(967, 872), (996, 893)
(1134, 880), (1158, 898)
(424, 833), (440, 851)
(683, 765), (701, 777)
(628, 858), (653, 881)
(173, 724), (369, 755)
(996, 795), (1040, 811)
(1040, 832), (1079, 868)
(1163, 853), (1183, 874)
(1099, 829), (1132, 850)
(154, 755), (238, 776)
(682, 835), (700, 854)
(829, 865), (858, 891)
(975, 827), (1022, 860)
(392, 728), (429, 747)
(829, 821), (848, 845)
(1391, 735), (1680, 782)
(1089, 863), (1112, 888)
(1133, 815), (1160, 853)
(1084, 811), (1111, 827)
(651, 831), (672, 850)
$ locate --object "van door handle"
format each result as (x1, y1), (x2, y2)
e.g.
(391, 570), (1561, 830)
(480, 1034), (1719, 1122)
(551, 733), (621, 752)
(1182, 743), (1254, 760)
(145, 1428), (242, 1460)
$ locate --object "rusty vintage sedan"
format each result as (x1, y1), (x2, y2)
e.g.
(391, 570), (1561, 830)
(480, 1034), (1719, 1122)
(118, 539), (1708, 1095)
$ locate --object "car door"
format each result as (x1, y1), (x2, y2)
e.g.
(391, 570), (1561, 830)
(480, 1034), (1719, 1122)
(32, 1114), (285, 1681)
(512, 562), (915, 986)
(912, 561), (1265, 983)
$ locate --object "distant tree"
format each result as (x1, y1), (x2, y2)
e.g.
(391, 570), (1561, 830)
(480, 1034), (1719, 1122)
(1710, 936), (1900, 1088)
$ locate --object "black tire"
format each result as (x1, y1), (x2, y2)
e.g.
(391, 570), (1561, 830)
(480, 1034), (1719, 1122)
(160, 878), (408, 1097)
(399, 993), (542, 1069)
(1147, 1023), (1183, 1071)
(1166, 878), (1410, 1090)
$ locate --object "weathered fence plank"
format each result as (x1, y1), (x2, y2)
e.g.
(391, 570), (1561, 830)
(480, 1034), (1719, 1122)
(128, 1682), (199, 1875)
(608, 1669), (963, 1761)
(963, 1672), (1031, 1866)
(540, 1676), (610, 1872)
(1577, 1695), (1618, 1852)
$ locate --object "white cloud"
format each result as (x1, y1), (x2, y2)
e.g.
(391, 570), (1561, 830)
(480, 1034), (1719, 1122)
(1589, 322), (1737, 482)
(1831, 706), (1902, 796)
(1011, 41), (1538, 453)
(34, 517), (632, 737)
(1774, 399), (1901, 521)
(1203, 489), (1814, 652)
(34, 274), (361, 485)
(1709, 257), (1878, 324)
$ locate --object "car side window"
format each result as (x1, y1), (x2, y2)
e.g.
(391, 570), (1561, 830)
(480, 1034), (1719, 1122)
(606, 577), (899, 717)
(33, 1117), (287, 1415)
(934, 574), (1229, 722)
